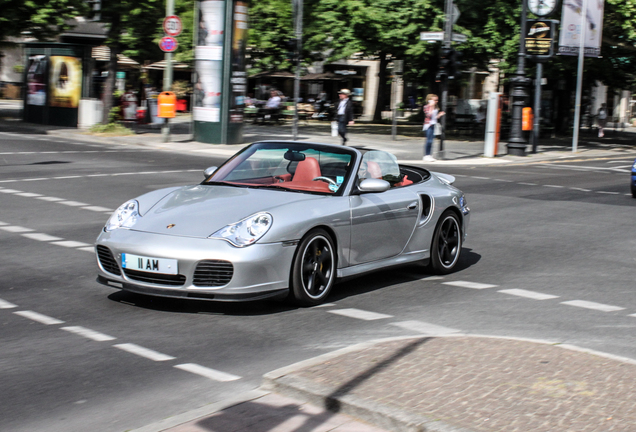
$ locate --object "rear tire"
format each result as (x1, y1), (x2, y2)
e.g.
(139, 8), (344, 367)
(429, 210), (462, 274)
(290, 229), (336, 306)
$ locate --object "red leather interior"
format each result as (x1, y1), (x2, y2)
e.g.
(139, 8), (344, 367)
(292, 157), (321, 182)
(394, 175), (413, 187)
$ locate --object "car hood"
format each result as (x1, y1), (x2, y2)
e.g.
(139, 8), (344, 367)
(130, 184), (320, 238)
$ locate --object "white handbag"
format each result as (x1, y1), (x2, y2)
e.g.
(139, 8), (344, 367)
(434, 123), (442, 136)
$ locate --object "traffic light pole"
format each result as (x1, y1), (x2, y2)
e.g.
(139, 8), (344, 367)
(438, 0), (453, 159)
(507, 0), (530, 156)
(292, 0), (302, 141)
(162, 0), (174, 143)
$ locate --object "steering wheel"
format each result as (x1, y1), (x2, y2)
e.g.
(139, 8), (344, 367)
(312, 176), (337, 186)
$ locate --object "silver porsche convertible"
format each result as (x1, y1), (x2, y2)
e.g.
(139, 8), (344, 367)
(95, 141), (470, 306)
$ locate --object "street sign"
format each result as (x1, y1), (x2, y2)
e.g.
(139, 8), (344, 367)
(452, 4), (461, 24)
(163, 15), (182, 37)
(452, 33), (467, 43)
(159, 36), (178, 53)
(420, 31), (445, 41)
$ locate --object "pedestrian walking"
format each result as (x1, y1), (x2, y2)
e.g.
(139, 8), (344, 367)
(422, 94), (445, 161)
(336, 89), (354, 145)
(597, 103), (607, 138)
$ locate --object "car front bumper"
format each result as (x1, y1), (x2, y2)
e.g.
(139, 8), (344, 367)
(95, 229), (297, 301)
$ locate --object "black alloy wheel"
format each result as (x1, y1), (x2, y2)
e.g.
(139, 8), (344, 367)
(429, 210), (462, 274)
(290, 229), (336, 306)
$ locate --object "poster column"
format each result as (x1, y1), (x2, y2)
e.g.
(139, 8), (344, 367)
(194, 0), (248, 144)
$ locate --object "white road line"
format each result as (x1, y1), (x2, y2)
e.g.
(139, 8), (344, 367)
(174, 363), (241, 382)
(37, 196), (65, 202)
(14, 310), (64, 325)
(114, 343), (175, 361)
(596, 191), (620, 195)
(312, 303), (336, 308)
(471, 176), (491, 180)
(21, 233), (64, 242)
(561, 300), (625, 312)
(61, 326), (116, 342)
(492, 179), (514, 182)
(15, 192), (43, 197)
(518, 182), (538, 186)
(81, 206), (113, 212)
(50, 240), (92, 248)
(59, 200), (89, 207)
(0, 169), (200, 184)
(0, 188), (22, 193)
(442, 281), (498, 289)
(327, 308), (393, 321)
(570, 187), (592, 192)
(629, 314), (636, 318)
(78, 247), (96, 253)
(0, 221), (9, 226)
(0, 299), (17, 309)
(391, 320), (461, 335)
(544, 185), (564, 188)
(1, 226), (35, 233)
(498, 289), (559, 300)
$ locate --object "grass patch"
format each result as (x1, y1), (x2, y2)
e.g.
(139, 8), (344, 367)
(87, 122), (134, 136)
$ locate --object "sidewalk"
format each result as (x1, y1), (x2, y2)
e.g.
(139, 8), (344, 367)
(136, 335), (636, 432)
(2, 110), (636, 166)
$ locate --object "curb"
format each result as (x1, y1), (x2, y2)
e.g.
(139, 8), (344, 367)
(127, 389), (269, 432)
(261, 333), (636, 432)
(262, 335), (476, 432)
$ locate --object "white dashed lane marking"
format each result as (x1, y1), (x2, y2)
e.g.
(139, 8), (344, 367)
(443, 281), (498, 289)
(0, 299), (17, 309)
(174, 363), (241, 382)
(390, 320), (461, 335)
(498, 289), (559, 300)
(15, 192), (43, 197)
(21, 233), (64, 242)
(62, 326), (116, 342)
(114, 343), (176, 362)
(328, 308), (393, 321)
(0, 225), (34, 233)
(1, 188), (114, 213)
(561, 300), (625, 312)
(14, 310), (65, 325)
(50, 240), (92, 248)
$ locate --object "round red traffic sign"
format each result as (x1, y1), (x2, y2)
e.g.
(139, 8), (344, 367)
(159, 36), (179, 53)
(163, 15), (182, 37)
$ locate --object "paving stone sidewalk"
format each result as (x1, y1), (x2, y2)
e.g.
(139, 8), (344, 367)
(262, 335), (636, 432)
(143, 335), (636, 432)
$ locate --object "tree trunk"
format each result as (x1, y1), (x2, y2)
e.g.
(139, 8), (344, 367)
(373, 52), (389, 123)
(101, 44), (120, 124)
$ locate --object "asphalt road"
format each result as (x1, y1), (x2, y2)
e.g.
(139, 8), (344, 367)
(1, 131), (636, 432)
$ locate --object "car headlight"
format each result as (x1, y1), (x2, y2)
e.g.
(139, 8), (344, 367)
(210, 212), (273, 247)
(105, 200), (140, 231)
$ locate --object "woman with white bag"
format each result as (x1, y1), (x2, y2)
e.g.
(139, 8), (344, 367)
(422, 94), (445, 162)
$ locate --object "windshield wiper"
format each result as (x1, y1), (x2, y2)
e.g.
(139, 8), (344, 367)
(202, 181), (246, 188)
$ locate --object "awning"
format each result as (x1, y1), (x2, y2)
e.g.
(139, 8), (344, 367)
(249, 71), (295, 79)
(91, 46), (140, 67)
(143, 60), (192, 71)
(301, 72), (343, 81)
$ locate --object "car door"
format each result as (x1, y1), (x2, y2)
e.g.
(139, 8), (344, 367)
(348, 187), (420, 265)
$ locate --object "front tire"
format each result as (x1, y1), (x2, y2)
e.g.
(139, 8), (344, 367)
(429, 210), (462, 274)
(290, 229), (336, 306)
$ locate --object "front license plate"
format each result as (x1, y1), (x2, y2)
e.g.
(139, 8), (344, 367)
(122, 253), (178, 275)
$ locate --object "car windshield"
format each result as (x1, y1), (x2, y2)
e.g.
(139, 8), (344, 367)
(204, 142), (356, 195)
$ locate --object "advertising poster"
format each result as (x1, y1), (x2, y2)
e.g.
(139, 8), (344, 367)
(230, 1), (248, 123)
(49, 56), (82, 108)
(194, 0), (225, 123)
(558, 0), (605, 57)
(26, 55), (47, 106)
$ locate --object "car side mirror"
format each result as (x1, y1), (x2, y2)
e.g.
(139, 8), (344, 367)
(358, 178), (391, 193)
(203, 166), (218, 179)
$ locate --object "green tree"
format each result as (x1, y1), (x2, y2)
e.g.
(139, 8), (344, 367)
(0, 0), (87, 41)
(98, 0), (164, 123)
(247, 0), (295, 74)
(304, 0), (444, 121)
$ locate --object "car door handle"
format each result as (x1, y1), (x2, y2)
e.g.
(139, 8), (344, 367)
(407, 202), (418, 210)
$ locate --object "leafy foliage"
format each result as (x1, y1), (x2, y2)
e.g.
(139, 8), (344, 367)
(0, 0), (88, 41)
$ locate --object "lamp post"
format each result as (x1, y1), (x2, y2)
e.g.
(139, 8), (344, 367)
(507, 0), (531, 156)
